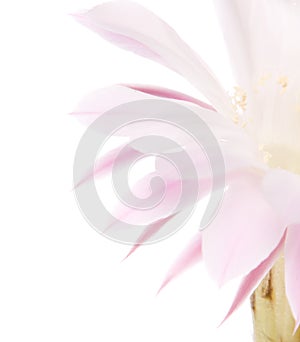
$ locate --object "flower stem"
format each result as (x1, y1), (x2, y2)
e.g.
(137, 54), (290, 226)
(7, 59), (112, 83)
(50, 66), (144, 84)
(251, 255), (300, 342)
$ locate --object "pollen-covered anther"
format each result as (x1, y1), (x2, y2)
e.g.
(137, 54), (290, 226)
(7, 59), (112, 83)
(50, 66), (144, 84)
(259, 144), (273, 164)
(254, 73), (272, 92)
(258, 73), (272, 86)
(263, 151), (272, 163)
(278, 76), (288, 94)
(233, 114), (239, 124)
(230, 86), (247, 123)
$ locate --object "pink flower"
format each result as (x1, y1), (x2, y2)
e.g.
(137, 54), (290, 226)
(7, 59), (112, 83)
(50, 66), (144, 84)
(72, 1), (300, 328)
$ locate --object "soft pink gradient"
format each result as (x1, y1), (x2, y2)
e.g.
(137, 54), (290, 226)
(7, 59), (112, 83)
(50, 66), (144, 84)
(158, 232), (202, 293)
(73, 1), (300, 326)
(221, 231), (286, 324)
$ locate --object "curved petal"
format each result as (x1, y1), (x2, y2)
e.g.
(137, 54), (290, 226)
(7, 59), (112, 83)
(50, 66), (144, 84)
(221, 230), (286, 324)
(74, 145), (142, 189)
(72, 85), (259, 160)
(71, 85), (154, 126)
(262, 169), (300, 226)
(73, 85), (262, 205)
(202, 174), (285, 285)
(123, 214), (177, 260)
(158, 232), (202, 293)
(71, 84), (215, 127)
(285, 224), (300, 332)
(213, 0), (300, 86)
(123, 84), (215, 111)
(213, 0), (252, 88)
(97, 174), (193, 245)
(107, 176), (211, 231)
(73, 1), (232, 115)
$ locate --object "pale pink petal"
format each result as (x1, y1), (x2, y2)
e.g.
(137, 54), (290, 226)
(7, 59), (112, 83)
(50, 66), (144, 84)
(101, 168), (212, 248)
(71, 84), (262, 186)
(213, 1), (300, 87)
(71, 84), (215, 128)
(73, 1), (232, 114)
(158, 232), (202, 293)
(123, 214), (177, 260)
(123, 84), (215, 111)
(284, 224), (300, 332)
(71, 85), (153, 126)
(248, 1), (300, 76)
(221, 231), (286, 324)
(72, 85), (260, 169)
(262, 169), (300, 226)
(202, 173), (285, 285)
(74, 145), (142, 189)
(108, 176), (210, 230)
(212, 0), (252, 88)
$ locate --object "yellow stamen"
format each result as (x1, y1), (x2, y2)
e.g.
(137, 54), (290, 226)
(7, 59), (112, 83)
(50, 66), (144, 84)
(259, 144), (273, 163)
(258, 73), (272, 87)
(233, 86), (247, 112)
(278, 76), (288, 94)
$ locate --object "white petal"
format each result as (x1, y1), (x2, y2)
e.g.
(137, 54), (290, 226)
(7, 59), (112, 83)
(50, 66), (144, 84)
(73, 1), (232, 115)
(202, 173), (285, 285)
(262, 169), (300, 226)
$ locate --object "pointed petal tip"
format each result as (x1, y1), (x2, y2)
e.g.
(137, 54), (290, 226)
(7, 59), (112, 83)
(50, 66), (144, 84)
(68, 111), (77, 116)
(71, 1), (230, 113)
(156, 233), (203, 295)
(220, 231), (286, 324)
(156, 277), (171, 296)
(202, 176), (286, 287)
(156, 288), (163, 296)
(293, 321), (300, 336)
(123, 245), (140, 261)
(120, 254), (129, 263)
(217, 317), (226, 329)
(68, 12), (86, 21)
(215, 275), (226, 289)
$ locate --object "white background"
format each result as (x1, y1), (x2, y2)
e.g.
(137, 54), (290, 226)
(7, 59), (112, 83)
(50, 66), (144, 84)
(0, 1), (253, 341)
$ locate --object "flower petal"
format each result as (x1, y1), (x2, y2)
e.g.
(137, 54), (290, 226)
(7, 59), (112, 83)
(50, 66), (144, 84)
(71, 85), (152, 126)
(123, 214), (177, 260)
(71, 84), (216, 128)
(285, 224), (300, 332)
(74, 145), (142, 189)
(202, 173), (285, 285)
(73, 1), (231, 114)
(158, 232), (202, 293)
(213, 0), (252, 88)
(262, 169), (300, 226)
(108, 176), (210, 231)
(123, 84), (215, 111)
(221, 230), (286, 324)
(214, 1), (300, 86)
(72, 85), (259, 162)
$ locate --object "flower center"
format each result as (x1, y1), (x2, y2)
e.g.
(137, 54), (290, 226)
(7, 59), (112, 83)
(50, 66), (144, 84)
(230, 72), (300, 174)
(260, 144), (300, 174)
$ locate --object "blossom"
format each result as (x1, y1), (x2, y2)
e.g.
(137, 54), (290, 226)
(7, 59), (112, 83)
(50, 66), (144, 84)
(72, 1), (300, 328)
